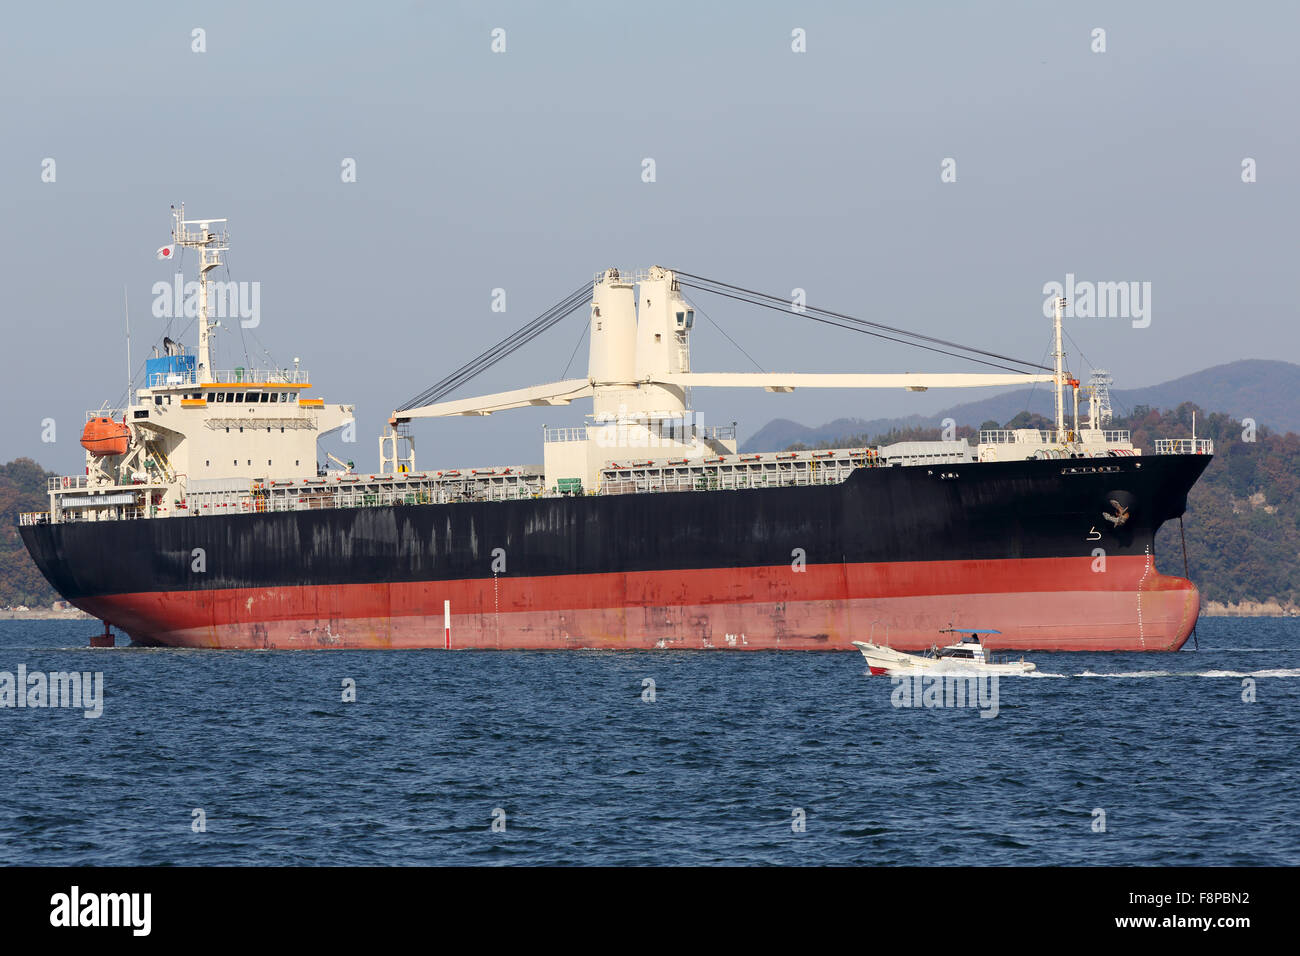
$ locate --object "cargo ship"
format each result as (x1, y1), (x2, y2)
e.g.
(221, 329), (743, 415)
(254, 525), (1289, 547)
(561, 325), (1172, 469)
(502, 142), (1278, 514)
(19, 208), (1213, 650)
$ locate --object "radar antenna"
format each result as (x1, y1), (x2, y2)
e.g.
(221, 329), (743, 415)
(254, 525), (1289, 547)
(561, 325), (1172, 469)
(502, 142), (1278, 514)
(1089, 370), (1115, 426)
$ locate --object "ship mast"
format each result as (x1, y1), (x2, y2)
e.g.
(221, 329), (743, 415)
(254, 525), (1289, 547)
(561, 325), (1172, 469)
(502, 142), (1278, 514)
(123, 285), (131, 406)
(1053, 294), (1067, 443)
(171, 204), (228, 384)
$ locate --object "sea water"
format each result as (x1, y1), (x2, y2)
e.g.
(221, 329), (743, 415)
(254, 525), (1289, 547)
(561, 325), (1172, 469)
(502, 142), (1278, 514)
(0, 617), (1295, 865)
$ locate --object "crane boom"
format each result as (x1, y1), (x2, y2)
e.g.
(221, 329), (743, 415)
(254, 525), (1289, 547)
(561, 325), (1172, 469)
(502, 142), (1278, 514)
(655, 372), (1056, 392)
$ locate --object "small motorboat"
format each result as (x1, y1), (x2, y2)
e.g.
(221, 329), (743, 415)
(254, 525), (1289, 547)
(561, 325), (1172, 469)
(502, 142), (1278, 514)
(852, 628), (1036, 675)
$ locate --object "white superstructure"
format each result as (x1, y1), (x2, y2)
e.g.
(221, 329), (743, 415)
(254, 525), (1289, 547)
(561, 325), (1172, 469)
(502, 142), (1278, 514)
(48, 207), (352, 523)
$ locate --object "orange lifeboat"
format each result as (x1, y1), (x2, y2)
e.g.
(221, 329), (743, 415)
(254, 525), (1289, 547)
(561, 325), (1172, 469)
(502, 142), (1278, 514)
(80, 417), (129, 457)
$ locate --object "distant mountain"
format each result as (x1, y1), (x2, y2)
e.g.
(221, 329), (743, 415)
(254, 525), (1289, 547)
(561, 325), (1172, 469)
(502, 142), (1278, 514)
(745, 414), (933, 454)
(742, 359), (1300, 451)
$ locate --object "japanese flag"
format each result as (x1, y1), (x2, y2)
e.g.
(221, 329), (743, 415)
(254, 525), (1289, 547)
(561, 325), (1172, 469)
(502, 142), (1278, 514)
(155, 244), (176, 261)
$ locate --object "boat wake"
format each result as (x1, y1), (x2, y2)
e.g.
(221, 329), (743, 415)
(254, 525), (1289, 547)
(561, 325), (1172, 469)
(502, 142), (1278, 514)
(1065, 668), (1300, 679)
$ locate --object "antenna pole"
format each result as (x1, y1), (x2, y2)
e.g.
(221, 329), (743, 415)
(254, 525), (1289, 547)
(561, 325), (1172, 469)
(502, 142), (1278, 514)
(1053, 296), (1066, 443)
(124, 285), (132, 408)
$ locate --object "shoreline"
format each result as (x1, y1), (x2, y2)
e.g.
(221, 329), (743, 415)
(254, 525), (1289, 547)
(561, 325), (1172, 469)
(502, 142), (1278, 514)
(1202, 600), (1300, 618)
(0, 609), (93, 621)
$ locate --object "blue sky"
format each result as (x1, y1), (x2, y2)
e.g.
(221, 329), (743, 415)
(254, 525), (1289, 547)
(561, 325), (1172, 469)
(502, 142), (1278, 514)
(2, 1), (1296, 471)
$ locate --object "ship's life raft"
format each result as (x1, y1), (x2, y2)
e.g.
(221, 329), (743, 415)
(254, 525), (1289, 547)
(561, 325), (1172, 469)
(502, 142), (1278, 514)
(80, 417), (129, 457)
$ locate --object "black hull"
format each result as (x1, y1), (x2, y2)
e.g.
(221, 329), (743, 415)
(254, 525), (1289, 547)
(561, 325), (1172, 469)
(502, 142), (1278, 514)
(20, 455), (1211, 651)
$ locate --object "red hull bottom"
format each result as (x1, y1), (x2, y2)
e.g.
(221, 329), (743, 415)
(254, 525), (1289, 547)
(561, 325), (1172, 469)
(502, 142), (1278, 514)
(72, 556), (1200, 652)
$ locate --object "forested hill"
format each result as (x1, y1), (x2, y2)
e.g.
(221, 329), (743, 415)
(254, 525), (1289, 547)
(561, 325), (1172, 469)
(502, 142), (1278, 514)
(0, 458), (58, 607)
(1141, 406), (1298, 607)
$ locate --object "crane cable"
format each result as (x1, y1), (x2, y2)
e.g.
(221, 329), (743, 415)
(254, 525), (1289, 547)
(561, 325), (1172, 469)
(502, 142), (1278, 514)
(398, 282), (591, 411)
(672, 270), (1052, 374)
(400, 269), (1056, 412)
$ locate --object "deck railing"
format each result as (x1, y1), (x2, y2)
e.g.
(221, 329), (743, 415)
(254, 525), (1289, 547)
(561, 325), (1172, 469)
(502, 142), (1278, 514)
(979, 429), (1057, 445)
(980, 428), (1133, 446)
(1079, 429), (1132, 444)
(544, 423), (738, 444)
(144, 368), (310, 388)
(601, 464), (859, 495)
(1153, 438), (1214, 455)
